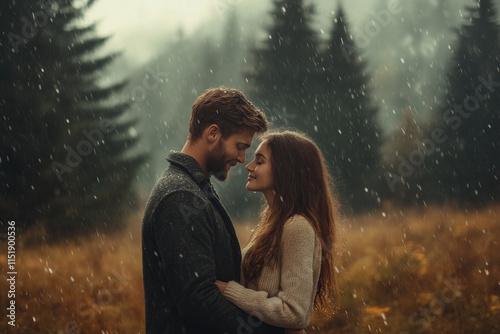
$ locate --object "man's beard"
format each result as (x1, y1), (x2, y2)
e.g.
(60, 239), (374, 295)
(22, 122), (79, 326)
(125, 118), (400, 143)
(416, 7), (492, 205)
(206, 140), (229, 181)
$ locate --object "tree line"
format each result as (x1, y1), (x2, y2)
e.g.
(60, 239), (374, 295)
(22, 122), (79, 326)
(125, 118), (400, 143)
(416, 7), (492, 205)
(1, 0), (146, 238)
(243, 0), (500, 213)
(1, 0), (499, 238)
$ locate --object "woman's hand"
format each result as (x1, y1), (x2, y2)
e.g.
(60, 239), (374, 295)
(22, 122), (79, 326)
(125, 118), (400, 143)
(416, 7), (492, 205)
(215, 280), (227, 293)
(285, 329), (305, 334)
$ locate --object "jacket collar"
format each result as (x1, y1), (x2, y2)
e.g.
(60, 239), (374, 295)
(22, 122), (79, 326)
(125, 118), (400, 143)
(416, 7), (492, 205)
(166, 151), (242, 275)
(166, 151), (207, 185)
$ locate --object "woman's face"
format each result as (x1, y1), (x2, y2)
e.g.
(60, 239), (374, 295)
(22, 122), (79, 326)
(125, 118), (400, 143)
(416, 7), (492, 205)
(245, 140), (274, 195)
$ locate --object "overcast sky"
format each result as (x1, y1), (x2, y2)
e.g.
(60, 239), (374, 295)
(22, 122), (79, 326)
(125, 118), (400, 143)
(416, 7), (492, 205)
(85, 0), (379, 68)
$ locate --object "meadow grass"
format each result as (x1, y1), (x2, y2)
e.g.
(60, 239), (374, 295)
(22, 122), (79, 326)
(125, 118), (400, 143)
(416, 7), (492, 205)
(1, 205), (499, 333)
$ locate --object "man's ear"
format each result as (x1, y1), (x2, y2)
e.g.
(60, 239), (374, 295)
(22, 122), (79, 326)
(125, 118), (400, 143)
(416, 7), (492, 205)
(205, 124), (221, 144)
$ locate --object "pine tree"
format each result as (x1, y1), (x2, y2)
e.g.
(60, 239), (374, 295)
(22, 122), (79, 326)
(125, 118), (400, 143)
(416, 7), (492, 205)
(244, 0), (320, 129)
(0, 0), (146, 238)
(430, 0), (500, 205)
(219, 10), (243, 86)
(318, 6), (382, 213)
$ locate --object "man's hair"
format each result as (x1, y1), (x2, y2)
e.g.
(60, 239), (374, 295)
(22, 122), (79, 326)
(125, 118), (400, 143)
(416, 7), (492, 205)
(188, 87), (268, 141)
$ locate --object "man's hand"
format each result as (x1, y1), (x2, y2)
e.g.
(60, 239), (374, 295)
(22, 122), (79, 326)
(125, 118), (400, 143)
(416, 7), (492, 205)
(215, 280), (305, 333)
(215, 280), (227, 293)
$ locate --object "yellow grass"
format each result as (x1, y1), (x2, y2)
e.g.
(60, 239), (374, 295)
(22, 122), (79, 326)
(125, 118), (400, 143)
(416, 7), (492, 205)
(1, 205), (499, 333)
(1, 212), (145, 334)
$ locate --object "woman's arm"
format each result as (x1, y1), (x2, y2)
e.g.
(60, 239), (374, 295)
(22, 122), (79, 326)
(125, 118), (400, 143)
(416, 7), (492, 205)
(216, 281), (306, 334)
(221, 217), (320, 329)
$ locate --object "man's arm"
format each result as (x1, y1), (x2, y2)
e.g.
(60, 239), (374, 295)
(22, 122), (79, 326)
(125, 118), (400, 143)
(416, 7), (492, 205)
(153, 190), (283, 334)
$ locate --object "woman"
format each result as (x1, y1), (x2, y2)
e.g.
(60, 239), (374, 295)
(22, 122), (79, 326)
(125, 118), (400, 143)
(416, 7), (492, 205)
(215, 130), (338, 333)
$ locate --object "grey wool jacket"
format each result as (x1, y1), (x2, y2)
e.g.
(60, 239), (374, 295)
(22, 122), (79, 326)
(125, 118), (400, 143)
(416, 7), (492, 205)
(141, 151), (284, 334)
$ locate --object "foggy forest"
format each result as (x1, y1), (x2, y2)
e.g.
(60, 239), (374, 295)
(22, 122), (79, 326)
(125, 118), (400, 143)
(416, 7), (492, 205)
(1, 0), (499, 332)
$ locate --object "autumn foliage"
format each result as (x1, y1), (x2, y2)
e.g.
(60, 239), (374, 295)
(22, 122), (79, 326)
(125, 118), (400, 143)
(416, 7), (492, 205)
(1, 205), (499, 333)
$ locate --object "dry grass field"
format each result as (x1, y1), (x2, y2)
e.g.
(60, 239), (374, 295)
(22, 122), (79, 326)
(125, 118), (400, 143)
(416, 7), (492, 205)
(1, 204), (499, 333)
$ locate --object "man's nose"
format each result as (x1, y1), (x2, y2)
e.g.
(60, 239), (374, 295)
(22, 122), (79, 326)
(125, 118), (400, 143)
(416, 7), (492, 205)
(237, 151), (246, 164)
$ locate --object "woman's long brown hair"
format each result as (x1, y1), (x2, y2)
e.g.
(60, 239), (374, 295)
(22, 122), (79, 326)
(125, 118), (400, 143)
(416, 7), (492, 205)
(242, 130), (338, 314)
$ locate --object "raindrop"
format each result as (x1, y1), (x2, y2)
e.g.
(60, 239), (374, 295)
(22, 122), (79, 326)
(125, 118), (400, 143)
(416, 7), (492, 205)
(129, 127), (138, 137)
(381, 313), (387, 326)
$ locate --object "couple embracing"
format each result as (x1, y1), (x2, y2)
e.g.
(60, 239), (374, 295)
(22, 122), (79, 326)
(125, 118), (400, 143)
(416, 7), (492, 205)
(141, 87), (337, 334)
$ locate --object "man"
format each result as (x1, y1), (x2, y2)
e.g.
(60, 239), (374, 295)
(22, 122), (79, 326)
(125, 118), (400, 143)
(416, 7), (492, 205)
(142, 87), (284, 334)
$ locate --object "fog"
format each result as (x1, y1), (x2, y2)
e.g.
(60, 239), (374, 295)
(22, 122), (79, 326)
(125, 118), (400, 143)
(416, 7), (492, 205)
(87, 0), (489, 215)
(2, 0), (500, 332)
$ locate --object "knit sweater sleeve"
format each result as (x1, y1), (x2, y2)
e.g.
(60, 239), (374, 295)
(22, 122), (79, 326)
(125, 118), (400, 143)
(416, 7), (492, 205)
(222, 216), (319, 329)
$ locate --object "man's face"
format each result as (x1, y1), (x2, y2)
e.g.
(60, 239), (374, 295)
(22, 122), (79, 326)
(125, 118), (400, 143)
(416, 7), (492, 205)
(206, 129), (255, 181)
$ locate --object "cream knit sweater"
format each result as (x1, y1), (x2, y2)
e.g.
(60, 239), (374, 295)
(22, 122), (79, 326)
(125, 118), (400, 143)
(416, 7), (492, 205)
(223, 215), (322, 329)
